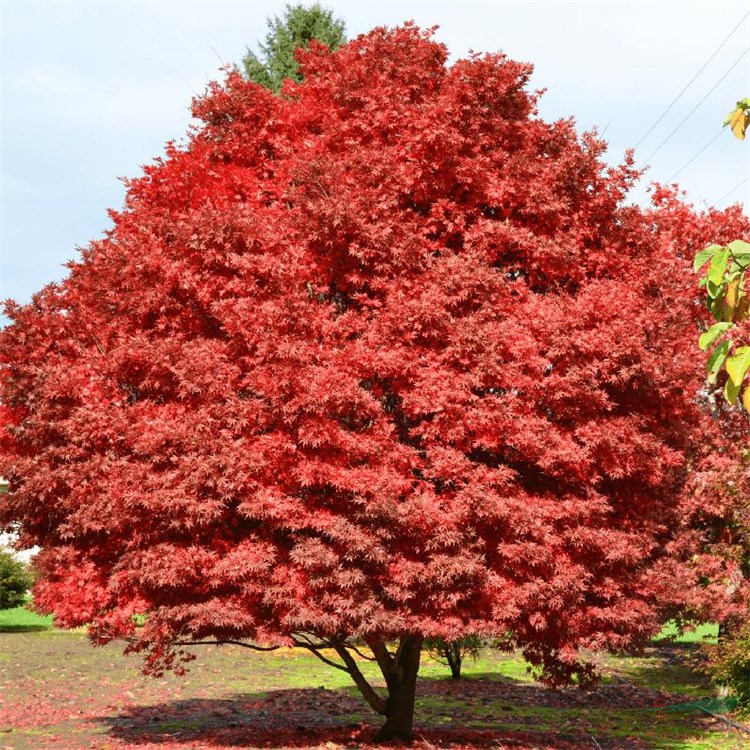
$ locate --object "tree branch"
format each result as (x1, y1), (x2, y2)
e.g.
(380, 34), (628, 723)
(367, 638), (395, 676)
(291, 638), (351, 673)
(332, 641), (387, 715)
(174, 640), (281, 652)
(347, 642), (376, 662)
(292, 632), (333, 649)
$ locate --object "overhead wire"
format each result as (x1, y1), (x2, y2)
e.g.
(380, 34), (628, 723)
(715, 176), (749, 206)
(641, 44), (750, 166)
(635, 9), (750, 150)
(667, 128), (725, 182)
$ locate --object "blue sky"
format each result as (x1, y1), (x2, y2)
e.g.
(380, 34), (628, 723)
(2, 0), (749, 308)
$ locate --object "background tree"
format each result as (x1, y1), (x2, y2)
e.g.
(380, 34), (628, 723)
(686, 99), (750, 706)
(0, 549), (32, 610)
(2, 25), (749, 742)
(242, 2), (345, 92)
(425, 636), (482, 680)
(692, 236), (750, 705)
(690, 95), (750, 402)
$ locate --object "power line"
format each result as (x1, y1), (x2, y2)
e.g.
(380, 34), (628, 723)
(635, 9), (750, 150)
(667, 128), (725, 182)
(716, 176), (749, 206)
(641, 44), (750, 166)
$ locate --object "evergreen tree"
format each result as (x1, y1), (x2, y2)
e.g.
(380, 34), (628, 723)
(0, 550), (32, 610)
(242, 3), (346, 92)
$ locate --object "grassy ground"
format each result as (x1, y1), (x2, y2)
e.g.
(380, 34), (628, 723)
(655, 622), (719, 644)
(0, 616), (748, 750)
(0, 604), (54, 632)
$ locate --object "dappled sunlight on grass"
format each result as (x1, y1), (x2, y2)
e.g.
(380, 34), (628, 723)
(656, 623), (719, 645)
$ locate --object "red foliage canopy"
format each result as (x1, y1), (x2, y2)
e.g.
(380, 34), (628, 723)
(1, 24), (748, 739)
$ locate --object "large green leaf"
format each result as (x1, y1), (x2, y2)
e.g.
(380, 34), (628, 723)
(708, 247), (730, 285)
(699, 322), (733, 351)
(729, 259), (749, 274)
(706, 279), (722, 300)
(725, 376), (742, 405)
(707, 340), (731, 383)
(727, 239), (750, 256)
(725, 346), (750, 386)
(694, 244), (722, 272)
(708, 295), (726, 321)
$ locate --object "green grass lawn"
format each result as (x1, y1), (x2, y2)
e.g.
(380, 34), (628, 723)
(0, 604), (54, 632)
(0, 627), (748, 749)
(656, 622), (719, 644)
(0, 608), (745, 749)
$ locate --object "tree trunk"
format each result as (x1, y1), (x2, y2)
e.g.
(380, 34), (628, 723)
(374, 635), (423, 742)
(446, 642), (462, 680)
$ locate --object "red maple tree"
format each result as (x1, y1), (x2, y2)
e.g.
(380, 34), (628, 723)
(2, 25), (749, 741)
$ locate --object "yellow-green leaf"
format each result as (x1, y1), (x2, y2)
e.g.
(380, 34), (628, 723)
(708, 247), (730, 285)
(732, 113), (749, 140)
(725, 376), (742, 404)
(699, 322), (733, 351)
(707, 340), (731, 383)
(724, 278), (741, 315)
(727, 239), (750, 256)
(694, 244), (722, 272)
(725, 107), (749, 139)
(725, 346), (750, 386)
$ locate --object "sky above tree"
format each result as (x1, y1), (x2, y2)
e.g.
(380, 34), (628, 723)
(1, 0), (748, 308)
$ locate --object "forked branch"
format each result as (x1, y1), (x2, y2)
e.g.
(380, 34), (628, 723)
(332, 640), (387, 715)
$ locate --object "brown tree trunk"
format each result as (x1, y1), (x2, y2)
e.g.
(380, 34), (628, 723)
(374, 635), (423, 742)
(446, 641), (462, 680)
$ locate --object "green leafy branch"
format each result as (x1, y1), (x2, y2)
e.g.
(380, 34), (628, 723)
(695, 239), (750, 406)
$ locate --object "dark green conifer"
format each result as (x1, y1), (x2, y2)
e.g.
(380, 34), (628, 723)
(242, 3), (346, 92)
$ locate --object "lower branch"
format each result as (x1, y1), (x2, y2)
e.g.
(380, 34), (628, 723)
(292, 640), (351, 673)
(172, 639), (281, 652)
(332, 641), (387, 714)
(154, 633), (402, 729)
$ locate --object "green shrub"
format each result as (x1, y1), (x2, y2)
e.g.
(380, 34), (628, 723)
(425, 636), (482, 679)
(705, 620), (750, 708)
(0, 549), (32, 610)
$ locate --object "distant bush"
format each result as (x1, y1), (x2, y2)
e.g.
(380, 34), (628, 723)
(425, 636), (482, 679)
(0, 549), (32, 610)
(705, 620), (750, 708)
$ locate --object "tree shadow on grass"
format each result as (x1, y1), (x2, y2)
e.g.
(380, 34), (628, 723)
(98, 688), (377, 748)
(95, 676), (720, 750)
(608, 643), (713, 699)
(0, 623), (51, 633)
(418, 671), (676, 709)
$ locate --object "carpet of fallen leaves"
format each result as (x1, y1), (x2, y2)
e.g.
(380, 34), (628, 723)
(0, 630), (747, 750)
